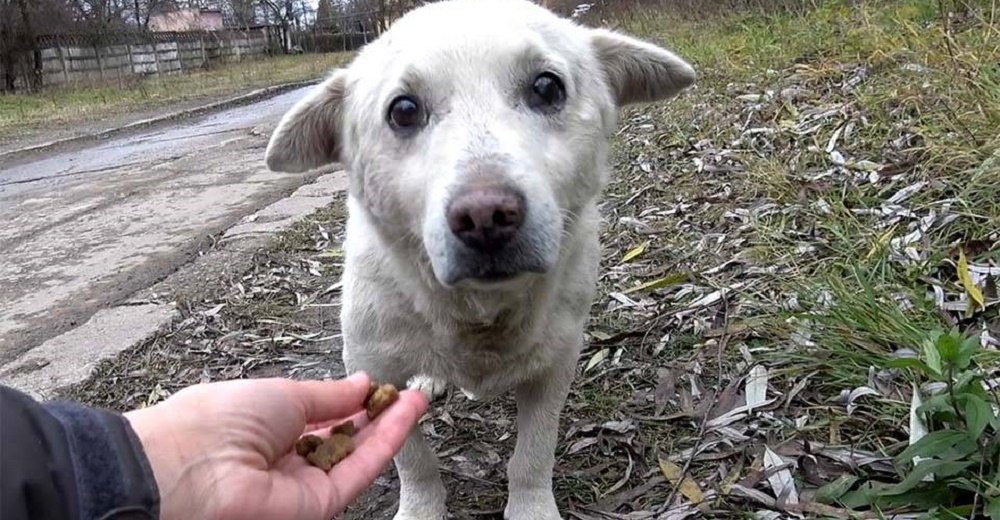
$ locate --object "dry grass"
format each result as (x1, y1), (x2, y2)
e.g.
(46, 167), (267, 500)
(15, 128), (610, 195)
(60, 0), (1000, 518)
(0, 52), (351, 140)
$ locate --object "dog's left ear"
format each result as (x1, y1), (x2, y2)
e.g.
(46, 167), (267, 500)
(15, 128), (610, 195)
(590, 28), (696, 106)
(265, 70), (347, 173)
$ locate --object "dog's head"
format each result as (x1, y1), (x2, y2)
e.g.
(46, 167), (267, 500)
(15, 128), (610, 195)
(265, 0), (694, 290)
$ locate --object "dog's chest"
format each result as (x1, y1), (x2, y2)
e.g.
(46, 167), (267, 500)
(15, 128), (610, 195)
(434, 320), (549, 397)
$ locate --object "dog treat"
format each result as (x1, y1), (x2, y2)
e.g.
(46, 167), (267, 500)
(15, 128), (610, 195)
(298, 383), (399, 470)
(297, 421), (358, 470)
(365, 383), (399, 419)
(295, 434), (324, 457)
(330, 420), (357, 437)
(305, 434), (355, 471)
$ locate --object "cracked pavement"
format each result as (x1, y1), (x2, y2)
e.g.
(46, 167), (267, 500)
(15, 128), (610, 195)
(0, 86), (332, 371)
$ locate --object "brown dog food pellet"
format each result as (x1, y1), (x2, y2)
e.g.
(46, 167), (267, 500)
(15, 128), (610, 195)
(304, 434), (355, 471)
(365, 383), (399, 419)
(296, 382), (398, 471)
(295, 434), (324, 457)
(297, 422), (357, 470)
(330, 420), (357, 437)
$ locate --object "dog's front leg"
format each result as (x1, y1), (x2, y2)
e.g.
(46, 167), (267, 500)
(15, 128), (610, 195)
(504, 359), (576, 520)
(342, 348), (447, 519)
(393, 428), (448, 520)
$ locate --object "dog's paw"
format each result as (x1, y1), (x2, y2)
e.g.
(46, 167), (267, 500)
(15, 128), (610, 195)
(395, 480), (448, 520)
(406, 374), (448, 402)
(393, 513), (447, 520)
(504, 490), (562, 520)
(504, 505), (562, 520)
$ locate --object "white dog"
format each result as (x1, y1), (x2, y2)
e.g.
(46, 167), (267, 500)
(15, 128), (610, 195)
(265, 1), (694, 518)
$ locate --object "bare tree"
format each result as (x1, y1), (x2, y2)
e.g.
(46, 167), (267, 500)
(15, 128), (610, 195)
(257, 0), (311, 50)
(315, 0), (335, 30)
(223, 0), (257, 27)
(127, 0), (174, 28)
(69, 0), (128, 23)
(1, 0), (17, 92)
(0, 0), (78, 92)
(13, 0), (41, 89)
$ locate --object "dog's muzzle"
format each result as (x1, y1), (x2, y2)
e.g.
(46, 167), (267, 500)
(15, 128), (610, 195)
(441, 184), (548, 285)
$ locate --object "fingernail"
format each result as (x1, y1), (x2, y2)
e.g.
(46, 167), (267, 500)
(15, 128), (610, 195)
(346, 371), (368, 383)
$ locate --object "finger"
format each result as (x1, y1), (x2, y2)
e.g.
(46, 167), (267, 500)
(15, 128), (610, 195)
(347, 397), (422, 448)
(302, 409), (370, 438)
(321, 390), (428, 511)
(288, 372), (373, 425)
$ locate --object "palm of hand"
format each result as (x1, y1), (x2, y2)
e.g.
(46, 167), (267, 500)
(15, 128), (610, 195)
(126, 374), (427, 520)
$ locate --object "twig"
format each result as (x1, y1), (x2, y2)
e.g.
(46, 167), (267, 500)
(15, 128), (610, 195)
(661, 284), (732, 508)
(439, 467), (499, 487)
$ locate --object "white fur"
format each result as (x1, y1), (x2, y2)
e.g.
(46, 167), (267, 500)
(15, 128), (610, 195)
(265, 1), (694, 518)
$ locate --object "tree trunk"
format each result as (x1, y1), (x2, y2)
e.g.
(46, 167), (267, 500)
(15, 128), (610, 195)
(14, 0), (40, 91)
(378, 0), (386, 33)
(284, 0), (294, 49)
(1, 17), (16, 93)
(281, 20), (290, 52)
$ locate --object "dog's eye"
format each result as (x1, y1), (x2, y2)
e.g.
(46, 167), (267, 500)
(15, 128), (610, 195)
(528, 72), (566, 112)
(388, 96), (423, 130)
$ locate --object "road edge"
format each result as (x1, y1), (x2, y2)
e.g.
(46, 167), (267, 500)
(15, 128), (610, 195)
(0, 79), (320, 163)
(0, 170), (348, 401)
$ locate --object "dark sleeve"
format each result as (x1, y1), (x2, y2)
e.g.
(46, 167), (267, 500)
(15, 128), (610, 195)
(1, 385), (160, 520)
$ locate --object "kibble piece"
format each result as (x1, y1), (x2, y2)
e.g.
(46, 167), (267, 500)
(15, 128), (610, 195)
(305, 434), (356, 471)
(295, 434), (324, 457)
(296, 382), (400, 470)
(330, 420), (357, 437)
(328, 433), (355, 458)
(365, 383), (399, 419)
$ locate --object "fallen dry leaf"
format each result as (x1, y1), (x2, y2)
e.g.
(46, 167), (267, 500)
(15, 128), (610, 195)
(957, 248), (986, 313)
(658, 458), (705, 505)
(621, 241), (650, 263)
(763, 446), (799, 505)
(623, 273), (689, 294)
(745, 365), (769, 412)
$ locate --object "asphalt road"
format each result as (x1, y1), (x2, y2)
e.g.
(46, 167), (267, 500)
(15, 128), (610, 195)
(0, 86), (320, 364)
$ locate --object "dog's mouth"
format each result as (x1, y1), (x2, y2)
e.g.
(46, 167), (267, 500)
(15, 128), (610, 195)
(476, 271), (520, 282)
(441, 250), (549, 288)
(455, 270), (539, 291)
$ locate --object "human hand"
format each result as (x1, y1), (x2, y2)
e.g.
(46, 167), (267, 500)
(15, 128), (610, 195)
(124, 373), (427, 520)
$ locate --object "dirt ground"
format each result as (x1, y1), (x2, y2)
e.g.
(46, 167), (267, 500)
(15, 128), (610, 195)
(53, 2), (1000, 519)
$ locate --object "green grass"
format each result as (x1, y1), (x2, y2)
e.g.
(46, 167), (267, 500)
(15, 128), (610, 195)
(0, 52), (352, 140)
(613, 0), (1000, 380)
(596, 0), (1000, 515)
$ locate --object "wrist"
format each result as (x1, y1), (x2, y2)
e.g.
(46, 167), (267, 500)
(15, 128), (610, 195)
(125, 406), (204, 520)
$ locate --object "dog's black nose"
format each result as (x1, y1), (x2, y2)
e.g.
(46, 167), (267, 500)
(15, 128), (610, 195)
(447, 186), (525, 252)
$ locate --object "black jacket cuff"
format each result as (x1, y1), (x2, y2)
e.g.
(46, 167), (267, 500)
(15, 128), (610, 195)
(1, 385), (161, 520)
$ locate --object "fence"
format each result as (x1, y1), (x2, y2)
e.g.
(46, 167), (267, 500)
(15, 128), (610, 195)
(295, 31), (371, 53)
(296, 8), (379, 54)
(2, 27), (278, 92)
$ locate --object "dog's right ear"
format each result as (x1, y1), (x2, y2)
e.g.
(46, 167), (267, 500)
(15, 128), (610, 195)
(589, 28), (696, 106)
(265, 70), (347, 173)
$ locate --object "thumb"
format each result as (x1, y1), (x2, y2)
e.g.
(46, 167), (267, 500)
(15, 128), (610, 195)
(289, 372), (373, 425)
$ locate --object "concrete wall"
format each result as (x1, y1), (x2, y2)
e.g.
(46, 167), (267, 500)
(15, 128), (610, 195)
(25, 29), (271, 89)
